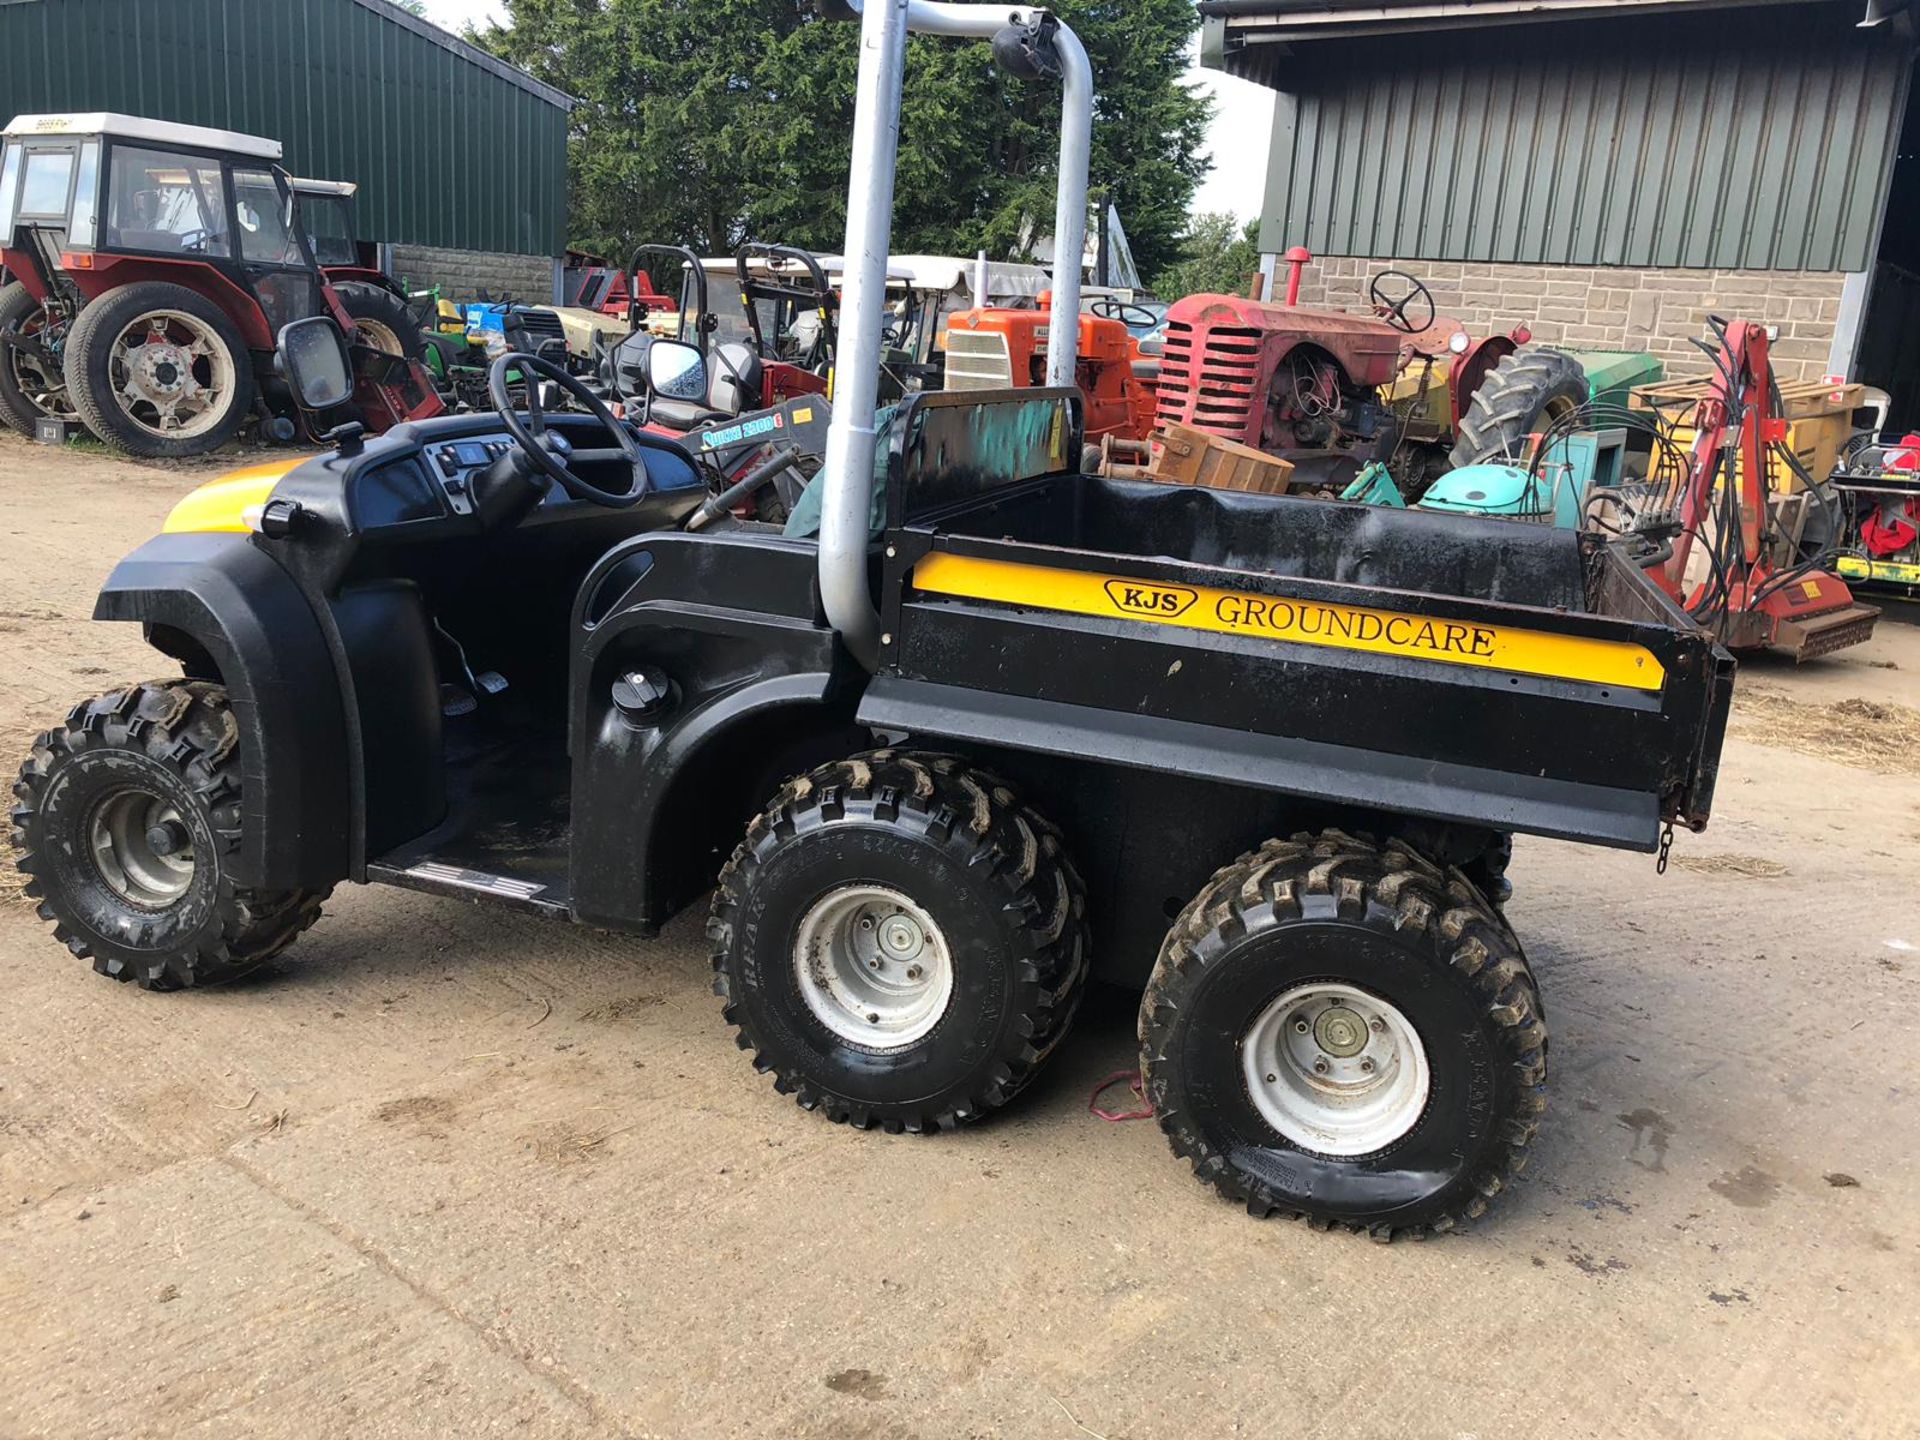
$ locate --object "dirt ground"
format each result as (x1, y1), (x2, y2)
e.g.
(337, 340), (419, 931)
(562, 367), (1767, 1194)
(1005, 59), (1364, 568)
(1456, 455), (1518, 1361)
(1, 435), (1916, 1440)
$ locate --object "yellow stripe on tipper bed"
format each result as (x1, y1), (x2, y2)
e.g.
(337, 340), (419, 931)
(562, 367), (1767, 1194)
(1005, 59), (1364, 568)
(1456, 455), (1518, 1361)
(911, 552), (1666, 692)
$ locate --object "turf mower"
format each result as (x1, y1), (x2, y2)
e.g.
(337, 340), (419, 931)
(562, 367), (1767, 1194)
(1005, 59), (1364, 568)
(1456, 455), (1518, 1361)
(0, 113), (440, 456)
(1153, 261), (1587, 496)
(11, 1), (1736, 1241)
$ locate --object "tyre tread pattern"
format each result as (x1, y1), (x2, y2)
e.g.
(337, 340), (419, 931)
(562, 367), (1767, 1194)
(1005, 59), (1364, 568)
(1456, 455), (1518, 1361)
(1448, 348), (1587, 469)
(708, 750), (1090, 1134)
(9, 681), (328, 990)
(1140, 829), (1547, 1240)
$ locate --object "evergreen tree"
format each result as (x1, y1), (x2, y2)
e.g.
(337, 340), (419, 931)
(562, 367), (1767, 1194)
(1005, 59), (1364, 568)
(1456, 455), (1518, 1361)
(473, 0), (1210, 280)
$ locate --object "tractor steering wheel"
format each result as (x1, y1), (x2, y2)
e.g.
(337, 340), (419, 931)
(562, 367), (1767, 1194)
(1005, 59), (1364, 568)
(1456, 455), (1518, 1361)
(488, 353), (647, 509)
(1368, 270), (1436, 335)
(1090, 298), (1161, 331)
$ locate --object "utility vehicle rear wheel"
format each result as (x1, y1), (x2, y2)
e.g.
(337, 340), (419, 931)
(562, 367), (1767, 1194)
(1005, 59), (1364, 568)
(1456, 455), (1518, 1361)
(9, 682), (328, 991)
(1140, 830), (1547, 1238)
(64, 282), (255, 458)
(334, 281), (427, 362)
(0, 282), (77, 435)
(710, 751), (1089, 1132)
(1448, 348), (1586, 469)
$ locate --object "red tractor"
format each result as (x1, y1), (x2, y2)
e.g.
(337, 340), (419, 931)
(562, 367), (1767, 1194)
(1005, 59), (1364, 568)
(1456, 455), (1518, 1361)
(1155, 257), (1585, 495)
(0, 113), (438, 457)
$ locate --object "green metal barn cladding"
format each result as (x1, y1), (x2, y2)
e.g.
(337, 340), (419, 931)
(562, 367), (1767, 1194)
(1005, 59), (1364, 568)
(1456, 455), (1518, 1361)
(0, 0), (569, 259)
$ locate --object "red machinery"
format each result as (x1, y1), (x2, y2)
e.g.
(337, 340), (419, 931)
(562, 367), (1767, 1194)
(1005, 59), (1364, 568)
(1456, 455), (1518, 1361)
(1658, 318), (1878, 659)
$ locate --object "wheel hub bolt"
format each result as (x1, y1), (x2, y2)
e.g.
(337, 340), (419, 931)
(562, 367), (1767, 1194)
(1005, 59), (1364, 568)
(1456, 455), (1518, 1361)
(1371, 1017), (1386, 1033)
(1313, 1058), (1330, 1075)
(905, 965), (922, 982)
(1360, 1058), (1375, 1074)
(144, 819), (191, 857)
(1293, 1018), (1310, 1034)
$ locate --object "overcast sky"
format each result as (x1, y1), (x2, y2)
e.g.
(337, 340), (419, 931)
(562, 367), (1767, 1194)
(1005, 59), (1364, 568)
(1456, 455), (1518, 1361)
(413, 0), (1270, 224)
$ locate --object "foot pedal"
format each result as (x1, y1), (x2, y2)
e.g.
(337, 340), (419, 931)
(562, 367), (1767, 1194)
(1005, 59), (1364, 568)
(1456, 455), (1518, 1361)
(439, 683), (478, 718)
(476, 671), (509, 696)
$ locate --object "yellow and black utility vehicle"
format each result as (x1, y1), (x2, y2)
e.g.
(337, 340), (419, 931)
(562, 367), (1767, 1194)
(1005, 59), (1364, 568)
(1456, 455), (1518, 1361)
(9, 1), (1734, 1238)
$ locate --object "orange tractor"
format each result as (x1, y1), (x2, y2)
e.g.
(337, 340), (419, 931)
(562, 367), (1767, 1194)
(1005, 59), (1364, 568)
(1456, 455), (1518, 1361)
(942, 290), (1157, 454)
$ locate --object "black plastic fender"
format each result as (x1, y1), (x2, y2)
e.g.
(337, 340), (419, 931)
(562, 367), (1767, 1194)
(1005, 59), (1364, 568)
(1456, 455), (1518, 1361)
(93, 532), (350, 890)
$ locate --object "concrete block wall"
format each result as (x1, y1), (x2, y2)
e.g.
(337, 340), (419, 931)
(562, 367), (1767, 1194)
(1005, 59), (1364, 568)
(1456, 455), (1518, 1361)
(390, 244), (558, 305)
(1288, 257), (1847, 381)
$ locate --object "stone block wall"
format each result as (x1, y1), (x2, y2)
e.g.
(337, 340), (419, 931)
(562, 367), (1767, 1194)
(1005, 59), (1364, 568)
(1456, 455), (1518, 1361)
(1286, 257), (1847, 381)
(389, 244), (558, 305)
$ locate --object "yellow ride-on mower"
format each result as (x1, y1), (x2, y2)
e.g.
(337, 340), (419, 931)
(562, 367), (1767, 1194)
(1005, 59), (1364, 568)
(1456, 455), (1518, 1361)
(11, 2), (1736, 1239)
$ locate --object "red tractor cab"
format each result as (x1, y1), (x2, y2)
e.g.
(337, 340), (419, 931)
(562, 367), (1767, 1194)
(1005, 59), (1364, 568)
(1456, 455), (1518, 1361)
(0, 112), (438, 456)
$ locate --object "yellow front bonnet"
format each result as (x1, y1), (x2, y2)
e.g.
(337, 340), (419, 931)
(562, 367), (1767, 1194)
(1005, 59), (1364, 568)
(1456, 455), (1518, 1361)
(161, 459), (311, 534)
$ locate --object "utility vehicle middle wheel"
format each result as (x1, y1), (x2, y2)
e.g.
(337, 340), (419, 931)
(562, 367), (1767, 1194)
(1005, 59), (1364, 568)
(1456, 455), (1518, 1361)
(9, 681), (329, 990)
(1141, 830), (1547, 1238)
(0, 281), (78, 435)
(710, 752), (1089, 1132)
(63, 282), (255, 458)
(334, 281), (428, 363)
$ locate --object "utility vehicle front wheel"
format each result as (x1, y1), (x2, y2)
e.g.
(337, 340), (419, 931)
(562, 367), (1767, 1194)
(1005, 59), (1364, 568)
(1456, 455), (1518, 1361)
(64, 282), (255, 458)
(1141, 831), (1547, 1238)
(9, 682), (328, 990)
(710, 752), (1089, 1132)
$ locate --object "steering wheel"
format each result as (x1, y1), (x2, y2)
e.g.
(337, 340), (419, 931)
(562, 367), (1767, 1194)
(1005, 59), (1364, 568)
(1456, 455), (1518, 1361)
(488, 353), (647, 509)
(1090, 298), (1161, 331)
(1367, 270), (1436, 335)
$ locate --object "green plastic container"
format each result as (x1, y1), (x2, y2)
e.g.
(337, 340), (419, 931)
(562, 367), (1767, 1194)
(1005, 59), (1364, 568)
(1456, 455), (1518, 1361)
(1563, 350), (1665, 416)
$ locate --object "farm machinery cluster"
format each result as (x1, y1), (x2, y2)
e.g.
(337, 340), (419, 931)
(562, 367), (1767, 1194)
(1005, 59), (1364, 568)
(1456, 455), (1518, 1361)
(0, 107), (1889, 665)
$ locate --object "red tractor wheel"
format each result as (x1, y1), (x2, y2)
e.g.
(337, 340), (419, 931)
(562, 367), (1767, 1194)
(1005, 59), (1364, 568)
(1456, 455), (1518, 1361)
(63, 282), (256, 459)
(0, 281), (78, 436)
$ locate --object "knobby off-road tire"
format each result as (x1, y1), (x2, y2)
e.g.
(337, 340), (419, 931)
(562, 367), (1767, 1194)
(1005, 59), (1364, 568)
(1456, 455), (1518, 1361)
(10, 682), (328, 991)
(0, 281), (74, 434)
(1141, 830), (1547, 1239)
(63, 281), (256, 458)
(334, 281), (428, 362)
(710, 751), (1090, 1132)
(1448, 348), (1586, 469)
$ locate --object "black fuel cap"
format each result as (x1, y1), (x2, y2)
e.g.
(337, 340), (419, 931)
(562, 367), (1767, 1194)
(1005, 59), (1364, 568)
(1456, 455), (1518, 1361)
(611, 667), (673, 721)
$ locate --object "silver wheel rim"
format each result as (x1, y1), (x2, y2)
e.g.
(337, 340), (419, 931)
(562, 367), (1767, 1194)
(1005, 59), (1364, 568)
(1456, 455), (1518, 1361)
(1241, 981), (1430, 1155)
(793, 885), (954, 1049)
(89, 790), (196, 908)
(354, 317), (404, 356)
(106, 310), (237, 439)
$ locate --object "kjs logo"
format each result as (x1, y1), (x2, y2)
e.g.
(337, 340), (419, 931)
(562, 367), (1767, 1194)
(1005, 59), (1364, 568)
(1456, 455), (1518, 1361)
(1103, 579), (1197, 618)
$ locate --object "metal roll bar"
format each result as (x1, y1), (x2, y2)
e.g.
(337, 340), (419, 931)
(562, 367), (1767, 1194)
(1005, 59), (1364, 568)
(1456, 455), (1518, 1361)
(817, 0), (1093, 670)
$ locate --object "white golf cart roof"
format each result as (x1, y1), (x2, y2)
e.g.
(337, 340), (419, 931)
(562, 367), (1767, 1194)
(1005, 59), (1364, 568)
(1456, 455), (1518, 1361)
(291, 178), (358, 197)
(3, 113), (283, 162)
(693, 252), (1052, 301)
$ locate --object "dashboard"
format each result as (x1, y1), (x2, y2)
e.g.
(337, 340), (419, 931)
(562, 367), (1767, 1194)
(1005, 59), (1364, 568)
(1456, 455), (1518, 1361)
(334, 415), (704, 538)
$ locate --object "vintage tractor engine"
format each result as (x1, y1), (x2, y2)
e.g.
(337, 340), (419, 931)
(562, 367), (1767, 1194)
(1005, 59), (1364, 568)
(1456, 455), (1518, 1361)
(1154, 294), (1404, 482)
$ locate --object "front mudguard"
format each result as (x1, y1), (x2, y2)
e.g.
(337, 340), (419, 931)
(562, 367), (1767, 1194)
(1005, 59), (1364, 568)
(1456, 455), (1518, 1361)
(94, 532), (350, 891)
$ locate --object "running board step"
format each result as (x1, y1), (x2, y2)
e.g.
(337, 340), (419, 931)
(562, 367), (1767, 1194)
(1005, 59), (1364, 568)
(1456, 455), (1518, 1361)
(367, 859), (571, 917)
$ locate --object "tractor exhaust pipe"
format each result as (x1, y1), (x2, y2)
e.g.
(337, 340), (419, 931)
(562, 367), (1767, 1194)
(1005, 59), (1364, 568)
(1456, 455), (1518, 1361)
(817, 1), (1092, 671)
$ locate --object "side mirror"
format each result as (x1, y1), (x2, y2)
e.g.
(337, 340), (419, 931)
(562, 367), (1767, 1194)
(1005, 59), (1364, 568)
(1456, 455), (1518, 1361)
(647, 339), (707, 401)
(276, 317), (353, 411)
